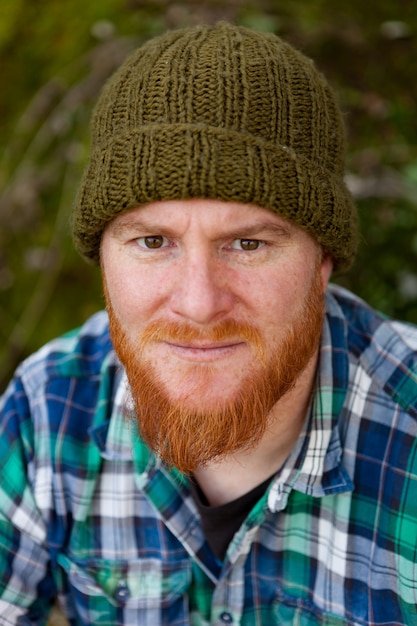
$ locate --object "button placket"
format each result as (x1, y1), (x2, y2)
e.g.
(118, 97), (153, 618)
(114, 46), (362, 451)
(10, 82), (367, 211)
(219, 610), (234, 623)
(113, 579), (131, 604)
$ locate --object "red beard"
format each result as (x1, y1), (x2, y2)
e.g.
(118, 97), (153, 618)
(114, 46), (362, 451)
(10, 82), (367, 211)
(105, 264), (325, 474)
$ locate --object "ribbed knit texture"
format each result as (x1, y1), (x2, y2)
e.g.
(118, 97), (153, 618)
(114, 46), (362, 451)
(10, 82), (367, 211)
(72, 22), (357, 270)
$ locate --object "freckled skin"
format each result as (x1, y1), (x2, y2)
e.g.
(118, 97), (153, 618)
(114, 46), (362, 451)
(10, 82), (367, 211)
(101, 199), (333, 503)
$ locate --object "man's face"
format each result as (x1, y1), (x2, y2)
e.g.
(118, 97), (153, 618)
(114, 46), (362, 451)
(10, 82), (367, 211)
(101, 199), (332, 473)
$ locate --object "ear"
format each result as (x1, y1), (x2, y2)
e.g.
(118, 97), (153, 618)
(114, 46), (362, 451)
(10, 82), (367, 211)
(320, 253), (333, 291)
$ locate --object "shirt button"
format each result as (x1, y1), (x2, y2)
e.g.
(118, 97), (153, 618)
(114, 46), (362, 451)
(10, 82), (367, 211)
(219, 612), (233, 624)
(113, 580), (130, 603)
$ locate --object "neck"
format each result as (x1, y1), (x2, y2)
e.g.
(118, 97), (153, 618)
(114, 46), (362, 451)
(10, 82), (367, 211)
(193, 349), (318, 506)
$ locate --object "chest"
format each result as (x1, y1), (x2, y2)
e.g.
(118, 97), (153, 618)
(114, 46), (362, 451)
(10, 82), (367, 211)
(50, 458), (413, 625)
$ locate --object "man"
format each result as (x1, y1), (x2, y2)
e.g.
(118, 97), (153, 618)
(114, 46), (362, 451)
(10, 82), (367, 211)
(0, 21), (416, 625)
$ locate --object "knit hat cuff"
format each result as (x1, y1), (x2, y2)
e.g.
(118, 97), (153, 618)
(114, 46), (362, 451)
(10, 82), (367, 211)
(72, 123), (357, 270)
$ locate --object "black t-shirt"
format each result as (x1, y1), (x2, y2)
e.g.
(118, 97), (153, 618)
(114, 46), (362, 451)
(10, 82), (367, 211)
(189, 475), (274, 561)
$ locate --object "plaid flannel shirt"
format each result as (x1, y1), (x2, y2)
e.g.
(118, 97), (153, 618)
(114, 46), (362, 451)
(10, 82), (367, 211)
(0, 284), (416, 625)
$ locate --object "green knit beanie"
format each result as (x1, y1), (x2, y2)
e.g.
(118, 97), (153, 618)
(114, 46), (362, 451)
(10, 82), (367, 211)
(72, 21), (357, 270)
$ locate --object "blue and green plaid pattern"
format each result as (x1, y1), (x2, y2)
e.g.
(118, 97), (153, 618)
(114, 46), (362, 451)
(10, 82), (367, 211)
(0, 285), (416, 625)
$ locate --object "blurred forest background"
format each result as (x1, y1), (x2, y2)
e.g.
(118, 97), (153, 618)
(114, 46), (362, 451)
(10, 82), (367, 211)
(1, 0), (417, 396)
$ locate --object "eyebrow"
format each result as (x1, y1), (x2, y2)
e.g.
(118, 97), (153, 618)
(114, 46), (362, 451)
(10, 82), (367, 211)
(219, 221), (293, 240)
(108, 215), (176, 238)
(109, 215), (293, 240)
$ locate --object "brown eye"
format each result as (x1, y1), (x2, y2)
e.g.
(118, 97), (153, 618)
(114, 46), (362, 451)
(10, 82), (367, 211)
(137, 236), (167, 249)
(232, 238), (263, 251)
(241, 239), (260, 250)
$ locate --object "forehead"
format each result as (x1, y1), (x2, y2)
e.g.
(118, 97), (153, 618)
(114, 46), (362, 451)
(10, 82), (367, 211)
(106, 199), (310, 240)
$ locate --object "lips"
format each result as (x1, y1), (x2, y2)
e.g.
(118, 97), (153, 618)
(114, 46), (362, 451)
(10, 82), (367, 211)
(167, 340), (243, 350)
(162, 340), (246, 361)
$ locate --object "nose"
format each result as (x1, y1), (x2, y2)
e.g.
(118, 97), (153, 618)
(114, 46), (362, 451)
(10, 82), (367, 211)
(170, 249), (234, 325)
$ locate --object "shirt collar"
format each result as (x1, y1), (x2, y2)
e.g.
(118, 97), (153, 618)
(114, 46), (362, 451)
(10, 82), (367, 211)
(268, 287), (354, 512)
(89, 365), (173, 482)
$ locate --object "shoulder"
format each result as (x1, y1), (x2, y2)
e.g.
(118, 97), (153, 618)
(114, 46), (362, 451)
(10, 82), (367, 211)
(21, 310), (113, 385)
(327, 284), (417, 416)
(0, 311), (116, 419)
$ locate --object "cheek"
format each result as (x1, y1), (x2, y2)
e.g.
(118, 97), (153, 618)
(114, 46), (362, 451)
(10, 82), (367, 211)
(249, 267), (317, 329)
(103, 262), (170, 329)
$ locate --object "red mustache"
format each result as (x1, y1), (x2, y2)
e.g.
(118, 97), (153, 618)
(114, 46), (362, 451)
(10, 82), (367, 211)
(140, 319), (264, 352)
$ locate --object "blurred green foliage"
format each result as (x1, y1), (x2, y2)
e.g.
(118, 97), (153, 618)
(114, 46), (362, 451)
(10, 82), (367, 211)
(1, 0), (417, 392)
